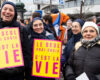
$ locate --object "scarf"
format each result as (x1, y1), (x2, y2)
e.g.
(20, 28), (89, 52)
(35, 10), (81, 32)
(73, 33), (82, 43)
(81, 35), (100, 48)
(29, 27), (46, 39)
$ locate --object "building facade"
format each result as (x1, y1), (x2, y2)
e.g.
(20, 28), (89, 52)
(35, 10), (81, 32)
(8, 0), (37, 12)
(59, 0), (100, 14)
(41, 0), (100, 19)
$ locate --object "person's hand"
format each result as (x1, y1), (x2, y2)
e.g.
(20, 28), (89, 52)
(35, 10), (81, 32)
(65, 74), (76, 80)
(63, 39), (67, 45)
(86, 72), (98, 80)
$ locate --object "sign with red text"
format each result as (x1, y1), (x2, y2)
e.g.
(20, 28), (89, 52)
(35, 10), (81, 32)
(32, 39), (62, 78)
(0, 28), (24, 69)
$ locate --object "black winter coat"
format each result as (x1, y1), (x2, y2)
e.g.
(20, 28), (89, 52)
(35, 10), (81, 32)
(65, 41), (100, 80)
(0, 19), (30, 79)
(28, 27), (56, 66)
(25, 26), (56, 80)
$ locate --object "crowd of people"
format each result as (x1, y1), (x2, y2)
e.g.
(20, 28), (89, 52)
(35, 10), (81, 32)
(0, 1), (100, 80)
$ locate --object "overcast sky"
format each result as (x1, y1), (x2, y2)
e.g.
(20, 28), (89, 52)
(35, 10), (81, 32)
(8, 0), (37, 12)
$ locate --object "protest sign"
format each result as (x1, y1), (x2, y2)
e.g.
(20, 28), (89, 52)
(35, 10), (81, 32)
(0, 28), (24, 69)
(76, 72), (89, 80)
(32, 39), (62, 78)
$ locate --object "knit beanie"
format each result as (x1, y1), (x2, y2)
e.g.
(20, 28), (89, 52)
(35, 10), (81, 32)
(74, 19), (85, 27)
(31, 17), (43, 28)
(51, 8), (59, 14)
(32, 17), (43, 24)
(81, 21), (99, 34)
(1, 1), (17, 21)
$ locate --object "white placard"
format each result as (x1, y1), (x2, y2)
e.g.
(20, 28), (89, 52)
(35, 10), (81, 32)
(76, 72), (89, 80)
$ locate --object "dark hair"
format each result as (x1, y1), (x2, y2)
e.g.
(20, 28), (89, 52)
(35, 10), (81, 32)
(20, 19), (24, 23)
(32, 12), (41, 18)
(43, 15), (57, 39)
(31, 17), (43, 27)
(43, 14), (53, 25)
(86, 16), (96, 21)
(51, 8), (59, 14)
(74, 19), (85, 27)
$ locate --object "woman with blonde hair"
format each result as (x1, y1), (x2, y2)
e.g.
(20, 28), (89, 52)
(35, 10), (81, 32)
(65, 21), (100, 80)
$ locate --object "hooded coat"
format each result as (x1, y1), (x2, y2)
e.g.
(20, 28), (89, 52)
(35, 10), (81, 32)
(25, 18), (55, 80)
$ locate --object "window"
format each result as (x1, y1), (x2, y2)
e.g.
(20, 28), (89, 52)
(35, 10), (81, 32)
(69, 1), (75, 7)
(76, 0), (82, 7)
(94, 0), (100, 5)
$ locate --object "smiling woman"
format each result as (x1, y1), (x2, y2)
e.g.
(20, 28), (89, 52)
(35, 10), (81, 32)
(1, 4), (15, 22)
(81, 21), (99, 40)
(64, 21), (100, 80)
(25, 17), (56, 80)
(0, 1), (29, 80)
(61, 19), (85, 67)
(1, 2), (17, 24)
(32, 19), (44, 34)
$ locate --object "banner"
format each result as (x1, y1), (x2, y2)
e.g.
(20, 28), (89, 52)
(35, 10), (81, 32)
(53, 13), (61, 39)
(0, 28), (24, 69)
(32, 39), (62, 78)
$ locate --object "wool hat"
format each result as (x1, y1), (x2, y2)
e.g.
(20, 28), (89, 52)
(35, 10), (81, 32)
(1, 1), (17, 21)
(51, 8), (59, 14)
(74, 19), (85, 27)
(81, 21), (99, 34)
(31, 17), (43, 28)
(32, 17), (43, 24)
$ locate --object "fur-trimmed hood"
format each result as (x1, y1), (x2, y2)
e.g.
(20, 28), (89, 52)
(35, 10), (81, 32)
(75, 40), (100, 51)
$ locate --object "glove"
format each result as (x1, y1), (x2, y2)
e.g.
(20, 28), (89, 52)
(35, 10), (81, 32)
(0, 67), (24, 76)
(86, 72), (98, 80)
(65, 74), (76, 80)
